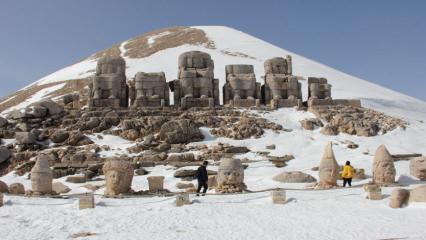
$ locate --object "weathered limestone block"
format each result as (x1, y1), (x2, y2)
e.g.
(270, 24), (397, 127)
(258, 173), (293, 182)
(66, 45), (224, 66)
(216, 158), (246, 193)
(31, 154), (53, 194)
(129, 72), (169, 107)
(89, 56), (128, 108)
(170, 51), (219, 109)
(271, 190), (287, 204)
(9, 183), (25, 195)
(263, 56), (302, 108)
(147, 176), (165, 192)
(308, 77), (333, 107)
(52, 182), (71, 194)
(409, 185), (426, 203)
(410, 156), (426, 180)
(363, 184), (382, 200)
(159, 119), (204, 144)
(223, 64), (261, 107)
(373, 145), (396, 185)
(176, 193), (191, 207)
(103, 160), (134, 196)
(79, 193), (95, 209)
(317, 142), (339, 189)
(389, 188), (410, 208)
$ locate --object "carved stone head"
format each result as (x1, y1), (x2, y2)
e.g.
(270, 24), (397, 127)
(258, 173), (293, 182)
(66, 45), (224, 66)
(216, 158), (246, 193)
(103, 160), (134, 196)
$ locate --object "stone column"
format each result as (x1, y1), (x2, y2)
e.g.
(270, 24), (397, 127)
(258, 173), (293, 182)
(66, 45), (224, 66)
(31, 154), (53, 194)
(147, 176), (165, 192)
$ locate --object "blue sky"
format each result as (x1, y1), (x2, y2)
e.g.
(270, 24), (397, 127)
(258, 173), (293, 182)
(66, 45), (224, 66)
(0, 0), (425, 100)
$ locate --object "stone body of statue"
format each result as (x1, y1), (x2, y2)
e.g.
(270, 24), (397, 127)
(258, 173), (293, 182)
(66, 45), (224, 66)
(170, 51), (219, 109)
(307, 77), (333, 107)
(262, 56), (302, 108)
(103, 160), (134, 196)
(317, 142), (340, 189)
(372, 145), (396, 185)
(216, 158), (246, 193)
(223, 64), (260, 108)
(129, 72), (169, 108)
(31, 154), (53, 194)
(89, 56), (128, 108)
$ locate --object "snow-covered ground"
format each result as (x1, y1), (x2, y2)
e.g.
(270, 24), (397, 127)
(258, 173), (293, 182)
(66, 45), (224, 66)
(1, 108), (425, 240)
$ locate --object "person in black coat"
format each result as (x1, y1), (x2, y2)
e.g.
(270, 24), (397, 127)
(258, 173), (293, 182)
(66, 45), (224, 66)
(196, 161), (209, 196)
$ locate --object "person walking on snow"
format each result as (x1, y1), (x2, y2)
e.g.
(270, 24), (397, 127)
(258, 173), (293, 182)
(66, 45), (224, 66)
(342, 161), (355, 187)
(196, 161), (209, 196)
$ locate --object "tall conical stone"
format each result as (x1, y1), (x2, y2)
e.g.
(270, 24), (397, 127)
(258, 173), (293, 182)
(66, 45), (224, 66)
(31, 154), (53, 194)
(372, 145), (396, 185)
(318, 142), (339, 188)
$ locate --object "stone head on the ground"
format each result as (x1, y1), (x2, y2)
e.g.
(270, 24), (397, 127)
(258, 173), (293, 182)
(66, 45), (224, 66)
(373, 144), (396, 185)
(103, 160), (134, 196)
(318, 142), (339, 188)
(216, 158), (246, 193)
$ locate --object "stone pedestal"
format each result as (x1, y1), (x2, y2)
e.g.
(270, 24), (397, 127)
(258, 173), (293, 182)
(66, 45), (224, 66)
(79, 193), (95, 209)
(147, 176), (165, 192)
(364, 184), (382, 200)
(176, 193), (191, 207)
(271, 190), (286, 204)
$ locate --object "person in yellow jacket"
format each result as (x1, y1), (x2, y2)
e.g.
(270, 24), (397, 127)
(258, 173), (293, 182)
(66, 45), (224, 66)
(342, 161), (355, 187)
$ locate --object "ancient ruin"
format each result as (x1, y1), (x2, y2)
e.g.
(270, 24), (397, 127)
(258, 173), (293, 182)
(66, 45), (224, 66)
(317, 142), (340, 189)
(103, 160), (134, 196)
(363, 184), (382, 200)
(372, 145), (396, 185)
(79, 193), (95, 209)
(129, 72), (169, 108)
(216, 158), (246, 193)
(175, 193), (191, 207)
(147, 176), (165, 192)
(170, 51), (219, 109)
(263, 56), (302, 108)
(389, 188), (410, 208)
(271, 190), (287, 204)
(89, 56), (128, 108)
(30, 154), (53, 194)
(307, 77), (333, 107)
(223, 64), (260, 107)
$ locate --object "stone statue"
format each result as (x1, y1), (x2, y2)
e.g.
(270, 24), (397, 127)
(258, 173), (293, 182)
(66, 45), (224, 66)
(410, 156), (426, 180)
(89, 56), (128, 108)
(216, 158), (246, 193)
(169, 51), (219, 109)
(31, 154), (53, 194)
(129, 72), (169, 108)
(103, 160), (134, 196)
(307, 77), (333, 107)
(263, 56), (302, 108)
(223, 64), (261, 107)
(372, 145), (396, 185)
(317, 142), (339, 189)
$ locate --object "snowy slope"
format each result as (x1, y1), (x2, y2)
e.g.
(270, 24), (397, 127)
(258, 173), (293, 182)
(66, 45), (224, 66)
(1, 26), (425, 120)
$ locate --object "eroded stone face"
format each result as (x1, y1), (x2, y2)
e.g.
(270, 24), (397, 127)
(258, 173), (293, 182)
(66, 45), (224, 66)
(90, 56), (128, 108)
(410, 157), (426, 180)
(373, 145), (396, 185)
(318, 142), (339, 188)
(31, 154), (53, 194)
(216, 158), (246, 193)
(223, 65), (259, 105)
(103, 160), (134, 196)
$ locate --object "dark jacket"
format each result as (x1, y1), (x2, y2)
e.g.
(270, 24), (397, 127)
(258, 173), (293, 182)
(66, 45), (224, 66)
(196, 165), (208, 182)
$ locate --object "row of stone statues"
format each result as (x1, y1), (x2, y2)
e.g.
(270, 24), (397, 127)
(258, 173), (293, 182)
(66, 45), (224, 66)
(88, 51), (335, 109)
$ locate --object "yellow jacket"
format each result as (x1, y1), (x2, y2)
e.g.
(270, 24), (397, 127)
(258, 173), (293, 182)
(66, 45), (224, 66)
(342, 165), (355, 178)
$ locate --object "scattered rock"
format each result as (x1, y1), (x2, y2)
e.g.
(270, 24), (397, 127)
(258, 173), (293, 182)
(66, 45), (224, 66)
(266, 144), (276, 150)
(272, 171), (316, 183)
(15, 132), (37, 144)
(52, 182), (71, 194)
(9, 183), (25, 195)
(66, 175), (87, 183)
(0, 147), (11, 163)
(50, 130), (70, 143)
(159, 119), (204, 144)
(176, 182), (195, 189)
(300, 118), (323, 130)
(389, 188), (410, 208)
(0, 180), (9, 193)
